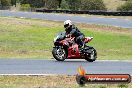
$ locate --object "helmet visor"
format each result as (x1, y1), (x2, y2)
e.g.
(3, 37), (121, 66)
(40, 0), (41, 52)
(64, 24), (69, 28)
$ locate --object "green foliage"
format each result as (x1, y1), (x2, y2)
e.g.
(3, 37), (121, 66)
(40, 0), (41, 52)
(20, 0), (45, 8)
(45, 0), (60, 9)
(117, 0), (132, 11)
(61, 0), (107, 10)
(79, 0), (106, 10)
(7, 0), (107, 10)
(66, 0), (80, 10)
(0, 0), (11, 6)
(20, 4), (31, 11)
(117, 84), (128, 88)
(20, 0), (60, 9)
(60, 0), (69, 9)
(11, 0), (16, 6)
(98, 85), (106, 88)
(30, 0), (45, 8)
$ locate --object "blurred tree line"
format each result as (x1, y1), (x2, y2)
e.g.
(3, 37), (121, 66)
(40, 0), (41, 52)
(0, 0), (106, 10)
(0, 0), (132, 11)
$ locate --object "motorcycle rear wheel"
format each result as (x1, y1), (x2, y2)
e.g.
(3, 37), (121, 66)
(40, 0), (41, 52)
(52, 47), (67, 61)
(85, 47), (97, 62)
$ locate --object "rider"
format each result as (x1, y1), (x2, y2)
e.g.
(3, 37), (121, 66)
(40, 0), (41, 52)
(64, 20), (85, 48)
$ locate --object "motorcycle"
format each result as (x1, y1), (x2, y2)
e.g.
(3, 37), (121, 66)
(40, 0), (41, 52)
(52, 32), (97, 62)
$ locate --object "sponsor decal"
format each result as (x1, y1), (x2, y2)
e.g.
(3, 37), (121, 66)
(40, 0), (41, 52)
(76, 66), (131, 85)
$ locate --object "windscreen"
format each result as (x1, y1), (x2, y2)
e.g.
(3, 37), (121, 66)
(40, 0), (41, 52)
(55, 32), (66, 40)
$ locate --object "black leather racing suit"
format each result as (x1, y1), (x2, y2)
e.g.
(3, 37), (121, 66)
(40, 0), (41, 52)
(65, 25), (85, 48)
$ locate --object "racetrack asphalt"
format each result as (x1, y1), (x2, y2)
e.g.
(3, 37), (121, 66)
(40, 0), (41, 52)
(0, 59), (132, 75)
(0, 10), (132, 28)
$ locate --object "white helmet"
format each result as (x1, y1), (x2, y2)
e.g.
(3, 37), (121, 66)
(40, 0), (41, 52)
(64, 20), (72, 29)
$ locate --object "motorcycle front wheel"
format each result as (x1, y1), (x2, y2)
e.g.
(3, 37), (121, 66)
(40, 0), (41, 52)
(52, 47), (67, 61)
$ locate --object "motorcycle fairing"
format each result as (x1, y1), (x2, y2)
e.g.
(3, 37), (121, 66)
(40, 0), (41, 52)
(67, 44), (81, 59)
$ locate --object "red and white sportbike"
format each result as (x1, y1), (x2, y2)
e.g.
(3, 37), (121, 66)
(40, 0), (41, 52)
(52, 32), (97, 62)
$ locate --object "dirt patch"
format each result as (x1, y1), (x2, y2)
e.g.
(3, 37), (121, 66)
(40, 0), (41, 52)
(77, 23), (132, 35)
(0, 17), (62, 28)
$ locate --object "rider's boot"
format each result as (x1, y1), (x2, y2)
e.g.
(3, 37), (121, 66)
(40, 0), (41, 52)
(79, 44), (85, 53)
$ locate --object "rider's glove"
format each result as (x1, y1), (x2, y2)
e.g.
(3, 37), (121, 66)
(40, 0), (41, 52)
(66, 34), (71, 38)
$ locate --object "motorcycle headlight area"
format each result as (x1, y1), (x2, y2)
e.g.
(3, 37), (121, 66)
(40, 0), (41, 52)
(54, 37), (57, 42)
(54, 36), (59, 42)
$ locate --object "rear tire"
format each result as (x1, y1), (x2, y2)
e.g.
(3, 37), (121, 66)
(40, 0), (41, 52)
(52, 47), (67, 61)
(85, 47), (97, 62)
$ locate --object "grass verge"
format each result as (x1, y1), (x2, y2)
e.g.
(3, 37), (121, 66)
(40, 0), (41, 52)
(0, 75), (131, 88)
(0, 17), (132, 60)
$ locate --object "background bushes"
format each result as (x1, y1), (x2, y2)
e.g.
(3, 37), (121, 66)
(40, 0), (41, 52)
(0, 0), (132, 11)
(117, 0), (132, 11)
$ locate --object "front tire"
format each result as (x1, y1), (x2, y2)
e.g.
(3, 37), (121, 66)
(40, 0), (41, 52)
(52, 47), (67, 61)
